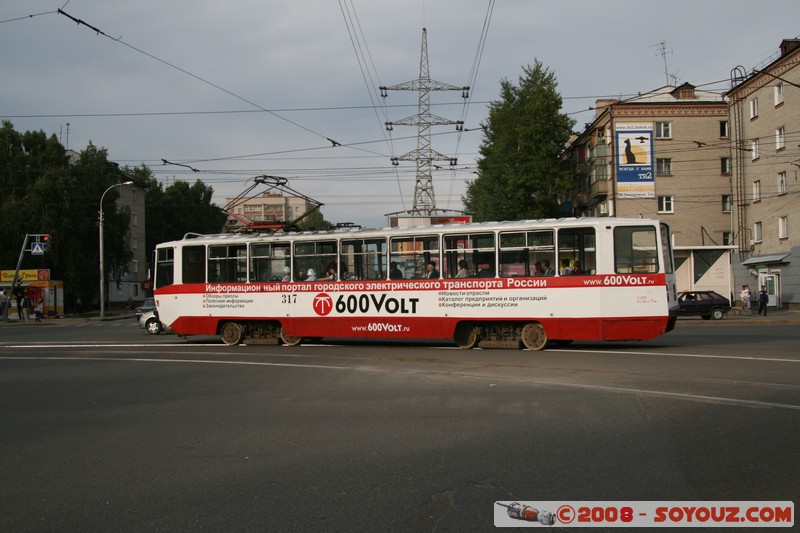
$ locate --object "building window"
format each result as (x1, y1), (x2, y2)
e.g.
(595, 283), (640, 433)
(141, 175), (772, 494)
(657, 195), (674, 213)
(719, 120), (729, 138)
(774, 82), (784, 106)
(720, 157), (731, 175)
(656, 158), (672, 176)
(722, 194), (732, 213)
(132, 259), (139, 274)
(754, 221), (762, 243)
(132, 237), (138, 251)
(655, 122), (671, 139)
(751, 139), (759, 160)
(132, 212), (138, 227)
(778, 171), (787, 195)
(722, 232), (732, 245)
(750, 97), (759, 118)
(753, 180), (761, 202)
(776, 126), (785, 150)
(779, 216), (788, 239)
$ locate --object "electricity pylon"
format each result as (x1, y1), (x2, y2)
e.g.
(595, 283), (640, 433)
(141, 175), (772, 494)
(380, 27), (469, 216)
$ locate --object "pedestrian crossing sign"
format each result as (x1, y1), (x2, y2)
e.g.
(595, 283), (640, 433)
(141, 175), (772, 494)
(31, 242), (45, 255)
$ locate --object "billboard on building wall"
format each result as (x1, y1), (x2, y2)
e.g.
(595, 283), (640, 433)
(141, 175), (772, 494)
(615, 123), (655, 198)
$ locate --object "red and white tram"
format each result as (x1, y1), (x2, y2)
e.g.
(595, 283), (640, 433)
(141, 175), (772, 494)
(153, 218), (678, 349)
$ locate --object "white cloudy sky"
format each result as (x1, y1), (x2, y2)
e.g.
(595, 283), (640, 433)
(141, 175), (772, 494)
(2, 0), (799, 228)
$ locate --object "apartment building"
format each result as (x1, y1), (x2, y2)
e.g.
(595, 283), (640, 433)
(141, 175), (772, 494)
(565, 83), (733, 296)
(116, 183), (147, 303)
(66, 150), (148, 306)
(224, 193), (309, 232)
(726, 39), (800, 309)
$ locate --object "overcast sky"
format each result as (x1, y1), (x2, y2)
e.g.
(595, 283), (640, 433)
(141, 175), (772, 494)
(2, 0), (799, 228)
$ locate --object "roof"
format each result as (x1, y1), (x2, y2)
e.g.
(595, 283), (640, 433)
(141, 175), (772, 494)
(726, 39), (800, 96)
(619, 84), (726, 104)
(741, 253), (790, 266)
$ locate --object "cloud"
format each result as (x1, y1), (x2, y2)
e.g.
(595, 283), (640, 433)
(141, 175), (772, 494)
(2, 0), (799, 228)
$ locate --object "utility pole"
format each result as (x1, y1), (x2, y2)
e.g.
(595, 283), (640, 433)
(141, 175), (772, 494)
(380, 28), (469, 216)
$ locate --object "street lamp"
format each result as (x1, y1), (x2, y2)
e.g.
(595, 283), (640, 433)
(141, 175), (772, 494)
(99, 181), (134, 319)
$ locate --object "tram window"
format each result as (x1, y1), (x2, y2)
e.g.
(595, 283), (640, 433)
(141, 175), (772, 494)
(390, 235), (439, 279)
(155, 247), (175, 288)
(249, 242), (290, 282)
(293, 240), (337, 281)
(557, 228), (596, 275)
(444, 233), (495, 278)
(341, 238), (387, 280)
(181, 245), (205, 284)
(208, 244), (247, 282)
(498, 230), (553, 277)
(614, 226), (659, 274)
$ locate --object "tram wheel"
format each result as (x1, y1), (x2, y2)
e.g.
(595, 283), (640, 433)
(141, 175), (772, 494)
(220, 321), (244, 346)
(521, 322), (548, 351)
(453, 322), (480, 349)
(280, 328), (303, 347)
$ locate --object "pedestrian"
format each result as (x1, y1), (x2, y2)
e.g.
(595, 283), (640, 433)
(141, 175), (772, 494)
(757, 285), (769, 316)
(0, 290), (8, 320)
(20, 291), (32, 324)
(739, 284), (751, 310)
(35, 298), (44, 323)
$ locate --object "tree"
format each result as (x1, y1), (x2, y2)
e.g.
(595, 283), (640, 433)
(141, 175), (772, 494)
(296, 207), (333, 231)
(144, 176), (227, 258)
(464, 60), (575, 221)
(0, 121), (131, 309)
(0, 121), (227, 311)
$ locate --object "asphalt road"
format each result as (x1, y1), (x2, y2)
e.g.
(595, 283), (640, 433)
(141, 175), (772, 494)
(1, 318), (798, 531)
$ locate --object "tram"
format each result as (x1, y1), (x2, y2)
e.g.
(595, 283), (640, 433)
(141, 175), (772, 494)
(152, 218), (678, 350)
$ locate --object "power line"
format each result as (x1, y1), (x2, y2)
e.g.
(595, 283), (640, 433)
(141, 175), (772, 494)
(51, 7), (385, 159)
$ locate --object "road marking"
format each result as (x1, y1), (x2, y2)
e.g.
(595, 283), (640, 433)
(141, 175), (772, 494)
(6, 343), (799, 364)
(2, 354), (799, 412)
(549, 348), (800, 364)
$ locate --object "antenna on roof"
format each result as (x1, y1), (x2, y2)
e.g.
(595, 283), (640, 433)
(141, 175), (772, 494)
(651, 40), (674, 85)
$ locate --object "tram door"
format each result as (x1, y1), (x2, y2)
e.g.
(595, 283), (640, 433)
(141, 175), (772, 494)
(759, 273), (780, 308)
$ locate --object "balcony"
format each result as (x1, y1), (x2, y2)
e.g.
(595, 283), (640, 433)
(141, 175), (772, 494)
(590, 179), (608, 198)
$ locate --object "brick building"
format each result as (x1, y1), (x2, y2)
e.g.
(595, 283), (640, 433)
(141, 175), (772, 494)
(726, 39), (800, 309)
(565, 83), (734, 297)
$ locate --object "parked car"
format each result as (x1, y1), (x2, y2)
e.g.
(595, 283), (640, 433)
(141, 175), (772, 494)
(135, 297), (156, 320)
(677, 291), (731, 320)
(138, 309), (171, 335)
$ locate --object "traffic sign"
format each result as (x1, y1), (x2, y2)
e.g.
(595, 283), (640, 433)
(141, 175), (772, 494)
(31, 242), (45, 255)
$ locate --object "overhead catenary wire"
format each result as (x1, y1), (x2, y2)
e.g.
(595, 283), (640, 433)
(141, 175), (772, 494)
(338, 0), (407, 210)
(446, 0), (495, 210)
(51, 7), (382, 160)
